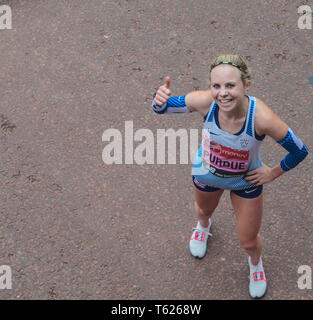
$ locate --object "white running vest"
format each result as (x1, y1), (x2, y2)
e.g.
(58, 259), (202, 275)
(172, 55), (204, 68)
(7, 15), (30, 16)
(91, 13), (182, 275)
(192, 96), (264, 190)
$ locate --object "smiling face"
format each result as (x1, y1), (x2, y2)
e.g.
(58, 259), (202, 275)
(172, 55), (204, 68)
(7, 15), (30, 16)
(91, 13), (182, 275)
(210, 64), (251, 113)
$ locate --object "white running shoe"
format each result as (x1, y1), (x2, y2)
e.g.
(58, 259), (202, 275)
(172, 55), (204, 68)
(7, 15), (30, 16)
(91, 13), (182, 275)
(189, 219), (212, 259)
(248, 256), (267, 299)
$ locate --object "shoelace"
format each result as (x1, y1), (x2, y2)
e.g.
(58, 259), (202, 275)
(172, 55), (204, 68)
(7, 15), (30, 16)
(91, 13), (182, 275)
(192, 227), (212, 238)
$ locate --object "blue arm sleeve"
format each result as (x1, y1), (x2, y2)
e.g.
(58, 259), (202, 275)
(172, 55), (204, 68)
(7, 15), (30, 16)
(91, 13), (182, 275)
(152, 95), (190, 114)
(276, 128), (309, 171)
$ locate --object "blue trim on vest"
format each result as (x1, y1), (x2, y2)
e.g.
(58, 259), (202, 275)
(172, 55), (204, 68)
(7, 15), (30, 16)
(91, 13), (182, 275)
(203, 101), (216, 122)
(246, 97), (265, 140)
(203, 96), (265, 140)
(246, 97), (254, 137)
(255, 132), (266, 141)
(207, 103), (216, 122)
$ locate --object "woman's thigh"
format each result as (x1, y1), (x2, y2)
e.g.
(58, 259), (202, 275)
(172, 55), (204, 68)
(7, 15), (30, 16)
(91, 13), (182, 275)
(230, 191), (263, 242)
(194, 185), (224, 213)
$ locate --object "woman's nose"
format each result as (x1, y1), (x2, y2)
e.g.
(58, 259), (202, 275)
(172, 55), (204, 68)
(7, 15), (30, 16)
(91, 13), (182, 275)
(219, 88), (229, 97)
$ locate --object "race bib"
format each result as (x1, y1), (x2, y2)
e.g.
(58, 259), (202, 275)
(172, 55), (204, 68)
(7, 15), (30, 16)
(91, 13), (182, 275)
(202, 131), (211, 170)
(207, 140), (249, 178)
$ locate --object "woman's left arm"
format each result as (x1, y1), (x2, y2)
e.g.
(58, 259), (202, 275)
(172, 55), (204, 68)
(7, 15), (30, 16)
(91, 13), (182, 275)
(244, 99), (309, 186)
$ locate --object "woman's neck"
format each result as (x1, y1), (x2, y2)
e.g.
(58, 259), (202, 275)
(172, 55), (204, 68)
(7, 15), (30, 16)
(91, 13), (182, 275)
(218, 95), (249, 121)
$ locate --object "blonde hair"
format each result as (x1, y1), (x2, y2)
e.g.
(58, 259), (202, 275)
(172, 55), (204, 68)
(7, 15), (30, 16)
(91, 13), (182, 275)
(209, 55), (251, 85)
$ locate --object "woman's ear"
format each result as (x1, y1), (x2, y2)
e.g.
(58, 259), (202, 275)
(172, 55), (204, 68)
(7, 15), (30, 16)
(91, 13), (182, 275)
(245, 80), (251, 91)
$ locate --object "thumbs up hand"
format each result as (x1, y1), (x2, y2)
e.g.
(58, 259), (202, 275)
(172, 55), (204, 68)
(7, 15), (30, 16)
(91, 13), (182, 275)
(154, 76), (171, 106)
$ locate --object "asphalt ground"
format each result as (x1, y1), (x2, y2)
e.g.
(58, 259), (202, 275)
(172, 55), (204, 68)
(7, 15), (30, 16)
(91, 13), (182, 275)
(0, 0), (312, 300)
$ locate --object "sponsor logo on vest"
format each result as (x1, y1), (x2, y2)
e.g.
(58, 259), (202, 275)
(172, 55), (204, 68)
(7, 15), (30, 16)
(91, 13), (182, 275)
(240, 138), (249, 148)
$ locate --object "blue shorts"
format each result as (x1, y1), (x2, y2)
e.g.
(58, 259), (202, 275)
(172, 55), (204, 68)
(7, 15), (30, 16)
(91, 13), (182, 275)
(192, 175), (263, 199)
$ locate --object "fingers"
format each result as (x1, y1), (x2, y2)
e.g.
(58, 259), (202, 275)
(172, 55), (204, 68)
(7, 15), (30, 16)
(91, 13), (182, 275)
(244, 171), (259, 184)
(244, 174), (257, 181)
(244, 164), (271, 185)
(244, 173), (257, 179)
(154, 76), (171, 105)
(165, 76), (170, 89)
(246, 177), (260, 185)
(155, 90), (169, 105)
(161, 76), (171, 96)
(244, 172), (265, 185)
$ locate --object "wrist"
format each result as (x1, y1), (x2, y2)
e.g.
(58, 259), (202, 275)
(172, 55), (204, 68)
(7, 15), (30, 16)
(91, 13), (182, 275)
(271, 164), (285, 180)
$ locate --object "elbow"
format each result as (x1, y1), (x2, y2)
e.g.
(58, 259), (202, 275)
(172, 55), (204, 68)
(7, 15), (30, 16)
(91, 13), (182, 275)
(296, 144), (309, 166)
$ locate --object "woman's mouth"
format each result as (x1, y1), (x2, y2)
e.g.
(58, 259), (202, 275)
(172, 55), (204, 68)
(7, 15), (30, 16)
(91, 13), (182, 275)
(218, 98), (233, 105)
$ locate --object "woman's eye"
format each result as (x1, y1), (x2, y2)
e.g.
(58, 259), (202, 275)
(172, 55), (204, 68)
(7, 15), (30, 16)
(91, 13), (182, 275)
(212, 84), (234, 89)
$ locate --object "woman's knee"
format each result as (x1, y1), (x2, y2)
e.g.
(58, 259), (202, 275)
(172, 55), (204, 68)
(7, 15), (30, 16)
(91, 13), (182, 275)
(239, 235), (260, 251)
(195, 201), (214, 216)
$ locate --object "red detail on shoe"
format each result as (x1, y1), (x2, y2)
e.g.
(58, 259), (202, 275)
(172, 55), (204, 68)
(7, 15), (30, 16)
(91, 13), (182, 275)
(253, 271), (266, 282)
(190, 231), (205, 242)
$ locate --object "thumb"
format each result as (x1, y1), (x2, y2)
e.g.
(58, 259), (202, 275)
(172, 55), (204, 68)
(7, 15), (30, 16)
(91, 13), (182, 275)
(164, 76), (170, 90)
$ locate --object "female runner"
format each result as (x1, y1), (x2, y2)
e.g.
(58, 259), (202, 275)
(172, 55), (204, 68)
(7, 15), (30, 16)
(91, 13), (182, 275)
(152, 55), (309, 298)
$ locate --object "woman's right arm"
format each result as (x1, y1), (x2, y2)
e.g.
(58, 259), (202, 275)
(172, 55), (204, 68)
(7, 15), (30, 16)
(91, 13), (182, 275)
(152, 76), (212, 116)
(185, 89), (213, 116)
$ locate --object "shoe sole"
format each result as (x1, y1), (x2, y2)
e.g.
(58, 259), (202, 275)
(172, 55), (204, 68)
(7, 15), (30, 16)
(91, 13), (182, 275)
(249, 285), (267, 299)
(190, 251), (206, 259)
